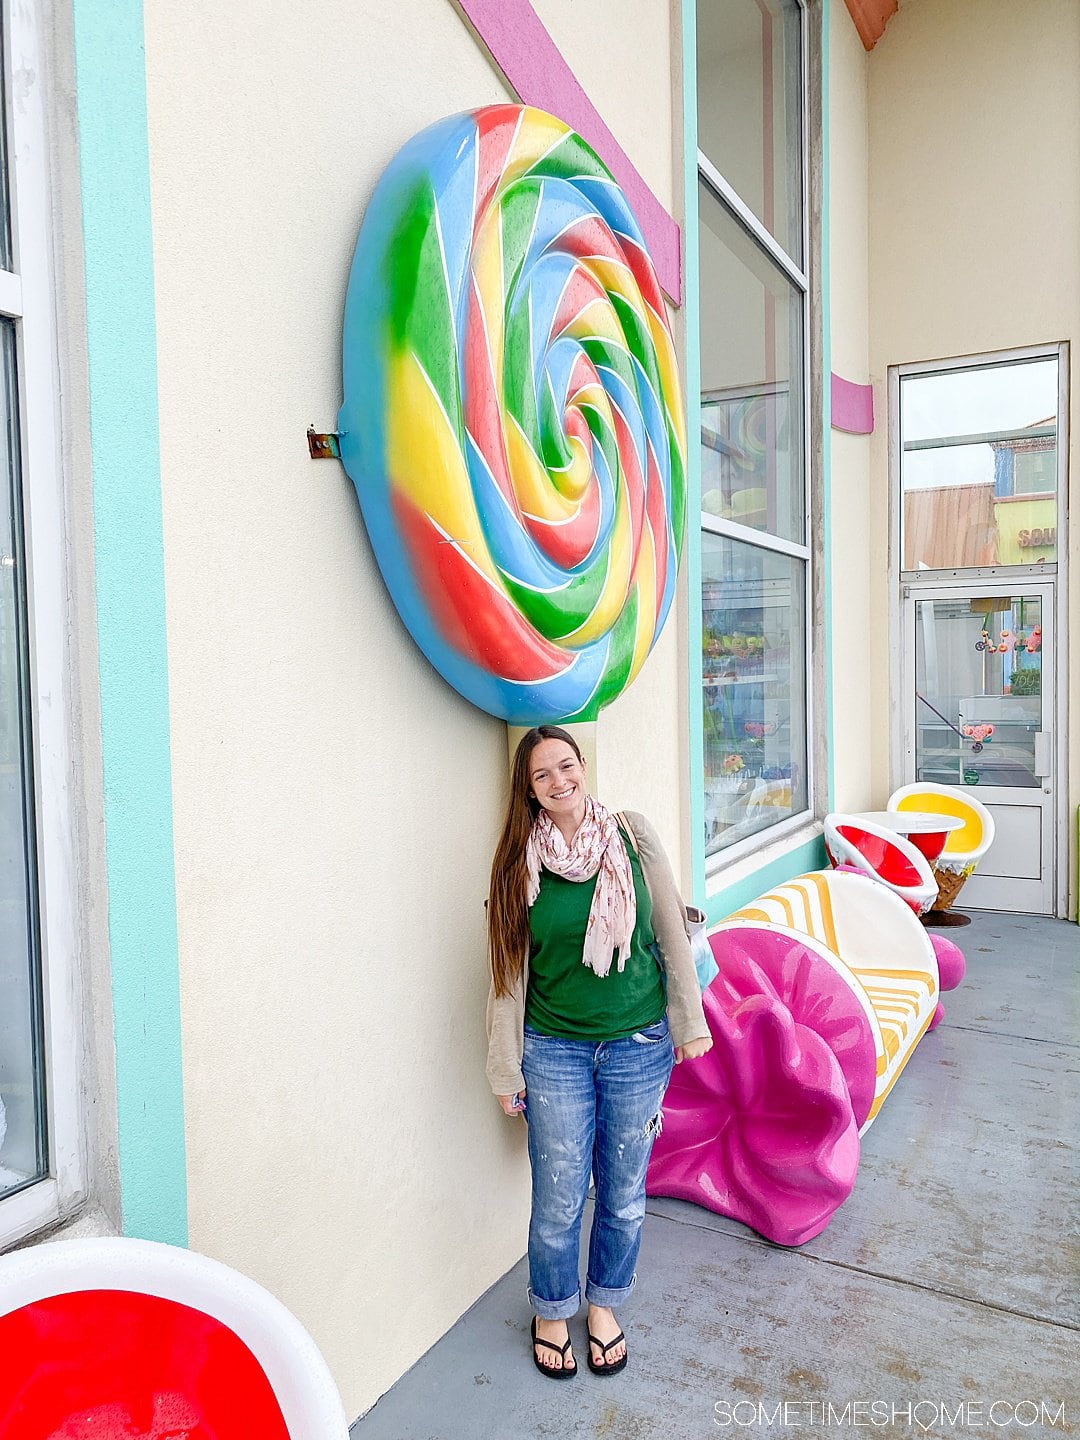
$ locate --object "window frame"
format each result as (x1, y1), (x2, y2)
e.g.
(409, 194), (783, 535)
(891, 344), (1066, 585)
(887, 341), (1070, 918)
(0, 0), (87, 1246)
(695, 0), (816, 878)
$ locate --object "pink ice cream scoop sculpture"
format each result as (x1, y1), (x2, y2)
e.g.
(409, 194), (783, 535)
(647, 870), (965, 1245)
(927, 931), (966, 1031)
(650, 929), (863, 1245)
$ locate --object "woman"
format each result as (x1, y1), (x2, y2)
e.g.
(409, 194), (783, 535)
(486, 725), (712, 1381)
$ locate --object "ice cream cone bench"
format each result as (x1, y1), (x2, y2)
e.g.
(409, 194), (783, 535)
(888, 784), (997, 916)
(646, 869), (966, 1246)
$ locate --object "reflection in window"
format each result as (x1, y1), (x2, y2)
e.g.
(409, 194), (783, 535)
(901, 357), (1058, 570)
(915, 595), (1043, 789)
(702, 385), (789, 533)
(703, 536), (808, 853)
(696, 0), (803, 265)
(698, 183), (804, 545)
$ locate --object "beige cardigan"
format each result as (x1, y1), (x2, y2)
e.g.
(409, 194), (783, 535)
(485, 810), (709, 1096)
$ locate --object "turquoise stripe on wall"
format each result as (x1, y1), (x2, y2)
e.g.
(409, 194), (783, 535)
(821, 0), (836, 810)
(702, 837), (825, 928)
(71, 0), (188, 1244)
(682, 0), (707, 905)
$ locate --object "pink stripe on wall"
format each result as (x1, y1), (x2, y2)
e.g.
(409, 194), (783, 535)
(456, 0), (683, 305)
(831, 373), (874, 434)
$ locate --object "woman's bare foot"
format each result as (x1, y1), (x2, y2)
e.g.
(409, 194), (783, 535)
(586, 1304), (626, 1369)
(533, 1316), (576, 1374)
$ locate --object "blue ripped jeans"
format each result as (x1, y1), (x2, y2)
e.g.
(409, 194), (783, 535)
(521, 1017), (675, 1321)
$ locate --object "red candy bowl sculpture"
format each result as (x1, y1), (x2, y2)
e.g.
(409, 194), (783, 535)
(0, 1238), (349, 1440)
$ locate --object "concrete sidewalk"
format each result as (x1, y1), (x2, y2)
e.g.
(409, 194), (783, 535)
(352, 910), (1080, 1439)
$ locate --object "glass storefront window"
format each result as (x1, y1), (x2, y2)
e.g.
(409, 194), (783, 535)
(900, 357), (1059, 571)
(0, 316), (47, 1199)
(697, 1), (810, 867)
(696, 0), (803, 265)
(914, 594), (1044, 789)
(0, 28), (9, 273)
(699, 182), (805, 546)
(702, 535), (808, 854)
(0, 0), (89, 1241)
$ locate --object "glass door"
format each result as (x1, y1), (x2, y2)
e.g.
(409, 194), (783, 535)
(905, 583), (1054, 914)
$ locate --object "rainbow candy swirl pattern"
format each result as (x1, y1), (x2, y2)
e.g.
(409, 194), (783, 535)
(338, 105), (686, 724)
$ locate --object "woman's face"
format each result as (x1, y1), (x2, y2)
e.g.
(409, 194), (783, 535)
(528, 738), (587, 822)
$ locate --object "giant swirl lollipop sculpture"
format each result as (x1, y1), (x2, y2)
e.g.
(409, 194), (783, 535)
(338, 105), (686, 724)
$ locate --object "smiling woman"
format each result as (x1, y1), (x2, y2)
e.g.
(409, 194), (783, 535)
(485, 726), (711, 1381)
(527, 741), (588, 822)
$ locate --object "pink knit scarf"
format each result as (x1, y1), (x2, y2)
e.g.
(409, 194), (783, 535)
(525, 796), (637, 978)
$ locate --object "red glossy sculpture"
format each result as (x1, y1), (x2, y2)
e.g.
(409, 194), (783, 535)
(824, 812), (937, 914)
(0, 1290), (288, 1439)
(0, 1239), (349, 1440)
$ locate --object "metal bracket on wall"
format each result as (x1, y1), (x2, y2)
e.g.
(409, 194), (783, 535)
(307, 427), (341, 459)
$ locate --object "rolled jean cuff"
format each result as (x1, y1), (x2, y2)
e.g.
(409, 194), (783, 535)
(528, 1284), (581, 1321)
(585, 1272), (637, 1309)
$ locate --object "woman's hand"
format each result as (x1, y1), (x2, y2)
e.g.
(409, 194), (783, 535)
(674, 1036), (713, 1064)
(498, 1090), (527, 1117)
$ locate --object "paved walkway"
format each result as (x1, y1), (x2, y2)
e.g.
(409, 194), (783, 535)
(353, 910), (1079, 1439)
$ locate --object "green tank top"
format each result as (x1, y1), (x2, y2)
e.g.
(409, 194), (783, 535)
(524, 825), (666, 1041)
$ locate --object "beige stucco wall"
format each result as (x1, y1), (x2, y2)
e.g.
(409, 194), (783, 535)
(142, 0), (686, 1418)
(529, 0), (689, 877)
(531, 0), (676, 216)
(827, 0), (873, 812)
(865, 0), (1080, 912)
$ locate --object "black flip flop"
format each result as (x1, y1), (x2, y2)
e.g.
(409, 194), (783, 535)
(531, 1316), (577, 1380)
(587, 1328), (628, 1376)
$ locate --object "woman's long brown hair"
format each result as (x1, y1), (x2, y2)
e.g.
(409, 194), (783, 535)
(488, 725), (583, 998)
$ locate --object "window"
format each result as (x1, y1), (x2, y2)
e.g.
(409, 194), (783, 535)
(914, 593), (1045, 790)
(696, 0), (811, 862)
(899, 354), (1060, 572)
(0, 2), (85, 1244)
(1, 309), (48, 1204)
(696, 0), (803, 265)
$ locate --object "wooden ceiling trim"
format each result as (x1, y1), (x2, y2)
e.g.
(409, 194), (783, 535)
(844, 0), (899, 51)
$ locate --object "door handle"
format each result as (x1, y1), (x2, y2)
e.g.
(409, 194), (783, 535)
(1034, 731), (1052, 778)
